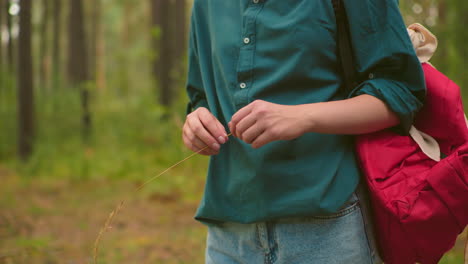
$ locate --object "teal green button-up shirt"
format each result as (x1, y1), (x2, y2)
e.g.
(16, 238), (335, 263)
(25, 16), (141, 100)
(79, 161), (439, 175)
(186, 0), (425, 224)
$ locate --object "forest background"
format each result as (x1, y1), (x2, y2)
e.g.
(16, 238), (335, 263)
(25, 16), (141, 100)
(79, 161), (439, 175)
(0, 0), (466, 263)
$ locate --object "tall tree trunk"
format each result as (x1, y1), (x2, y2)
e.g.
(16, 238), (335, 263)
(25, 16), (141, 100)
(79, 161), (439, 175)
(159, 1), (172, 107)
(89, 0), (97, 79)
(5, 0), (14, 72)
(152, 0), (173, 106)
(68, 0), (91, 138)
(150, 0), (161, 101)
(88, 0), (98, 82)
(94, 0), (106, 91)
(0, 0), (3, 79)
(52, 0), (61, 90)
(174, 0), (187, 62)
(119, 0), (131, 95)
(39, 0), (50, 90)
(17, 0), (34, 160)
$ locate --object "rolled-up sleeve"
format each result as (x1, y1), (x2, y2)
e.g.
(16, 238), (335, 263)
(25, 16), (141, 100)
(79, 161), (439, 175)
(186, 11), (209, 115)
(344, 0), (426, 134)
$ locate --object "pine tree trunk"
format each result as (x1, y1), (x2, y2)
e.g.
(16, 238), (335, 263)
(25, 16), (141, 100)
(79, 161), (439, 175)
(89, 0), (98, 82)
(68, 0), (91, 138)
(151, 0), (161, 100)
(0, 0), (3, 80)
(17, 0), (34, 160)
(5, 0), (14, 72)
(119, 0), (131, 94)
(95, 0), (106, 91)
(39, 0), (50, 90)
(174, 0), (187, 61)
(52, 0), (61, 90)
(158, 0), (172, 107)
(91, 0), (106, 91)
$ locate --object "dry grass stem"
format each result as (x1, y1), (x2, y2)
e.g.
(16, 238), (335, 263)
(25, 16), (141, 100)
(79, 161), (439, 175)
(92, 134), (234, 263)
(93, 200), (124, 264)
(135, 148), (207, 192)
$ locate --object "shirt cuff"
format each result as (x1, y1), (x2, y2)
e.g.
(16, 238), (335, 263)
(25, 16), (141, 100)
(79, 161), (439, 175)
(348, 78), (424, 135)
(186, 99), (209, 115)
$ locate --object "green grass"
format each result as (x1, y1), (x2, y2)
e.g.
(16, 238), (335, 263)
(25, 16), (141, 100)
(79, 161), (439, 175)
(0, 78), (211, 263)
(0, 79), (466, 263)
(1, 77), (203, 181)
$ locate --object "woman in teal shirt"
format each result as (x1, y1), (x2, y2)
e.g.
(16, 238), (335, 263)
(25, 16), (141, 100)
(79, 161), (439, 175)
(182, 0), (425, 263)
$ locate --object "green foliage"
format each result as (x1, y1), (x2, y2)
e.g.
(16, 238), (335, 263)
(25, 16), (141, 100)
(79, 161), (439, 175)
(400, 0), (468, 108)
(0, 1), (466, 263)
(13, 237), (53, 251)
(439, 251), (465, 264)
(1, 76), (207, 196)
(0, 74), (17, 156)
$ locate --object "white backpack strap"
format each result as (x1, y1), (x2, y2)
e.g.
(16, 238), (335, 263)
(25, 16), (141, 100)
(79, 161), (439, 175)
(407, 23), (438, 63)
(409, 126), (441, 162)
(406, 23), (466, 161)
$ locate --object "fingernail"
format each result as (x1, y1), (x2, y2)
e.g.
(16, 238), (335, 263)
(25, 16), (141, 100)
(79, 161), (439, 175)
(218, 136), (225, 144)
(212, 143), (220, 150)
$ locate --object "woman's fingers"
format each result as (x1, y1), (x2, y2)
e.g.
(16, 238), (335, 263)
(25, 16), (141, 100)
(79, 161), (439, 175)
(240, 121), (265, 144)
(215, 120), (229, 142)
(198, 109), (227, 144)
(183, 127), (218, 155)
(235, 113), (257, 140)
(182, 107), (228, 155)
(251, 131), (272, 149)
(188, 114), (221, 151)
(229, 102), (255, 136)
(183, 133), (215, 155)
(230, 103), (254, 126)
(182, 128), (202, 150)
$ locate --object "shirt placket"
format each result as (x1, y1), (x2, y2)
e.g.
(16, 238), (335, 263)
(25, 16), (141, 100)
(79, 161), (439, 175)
(233, 0), (264, 110)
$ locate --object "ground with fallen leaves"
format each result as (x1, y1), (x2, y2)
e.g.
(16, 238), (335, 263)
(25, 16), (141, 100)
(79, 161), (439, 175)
(0, 166), (465, 264)
(0, 166), (207, 264)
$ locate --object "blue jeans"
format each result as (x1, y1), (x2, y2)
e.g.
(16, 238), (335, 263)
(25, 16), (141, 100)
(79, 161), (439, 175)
(205, 183), (382, 264)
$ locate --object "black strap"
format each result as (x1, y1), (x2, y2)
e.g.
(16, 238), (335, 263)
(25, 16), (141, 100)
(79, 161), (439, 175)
(331, 0), (359, 95)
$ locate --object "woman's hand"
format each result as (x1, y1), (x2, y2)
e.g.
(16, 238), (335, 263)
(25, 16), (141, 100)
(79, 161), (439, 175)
(228, 100), (309, 149)
(183, 107), (228, 156)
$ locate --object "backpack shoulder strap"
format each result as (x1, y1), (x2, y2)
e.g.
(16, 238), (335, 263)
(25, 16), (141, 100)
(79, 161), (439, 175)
(331, 0), (359, 95)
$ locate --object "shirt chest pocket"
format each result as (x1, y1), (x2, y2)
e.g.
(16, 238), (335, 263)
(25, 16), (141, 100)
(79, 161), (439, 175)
(292, 23), (336, 51)
(291, 0), (378, 41)
(345, 0), (378, 35)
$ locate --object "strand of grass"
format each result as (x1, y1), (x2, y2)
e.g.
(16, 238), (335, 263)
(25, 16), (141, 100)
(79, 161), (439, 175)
(135, 147), (210, 192)
(93, 200), (124, 264)
(92, 134), (232, 264)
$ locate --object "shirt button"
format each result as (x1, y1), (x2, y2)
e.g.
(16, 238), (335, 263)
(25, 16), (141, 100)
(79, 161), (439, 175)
(253, 0), (259, 3)
(369, 73), (375, 79)
(243, 37), (250, 44)
(240, 83), (247, 89)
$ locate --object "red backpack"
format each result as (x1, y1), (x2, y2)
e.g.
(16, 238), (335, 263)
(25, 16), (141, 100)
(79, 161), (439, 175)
(332, 2), (468, 263)
(356, 62), (468, 264)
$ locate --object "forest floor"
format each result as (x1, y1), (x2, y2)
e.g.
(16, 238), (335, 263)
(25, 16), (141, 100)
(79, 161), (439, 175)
(0, 166), (207, 264)
(0, 165), (466, 264)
